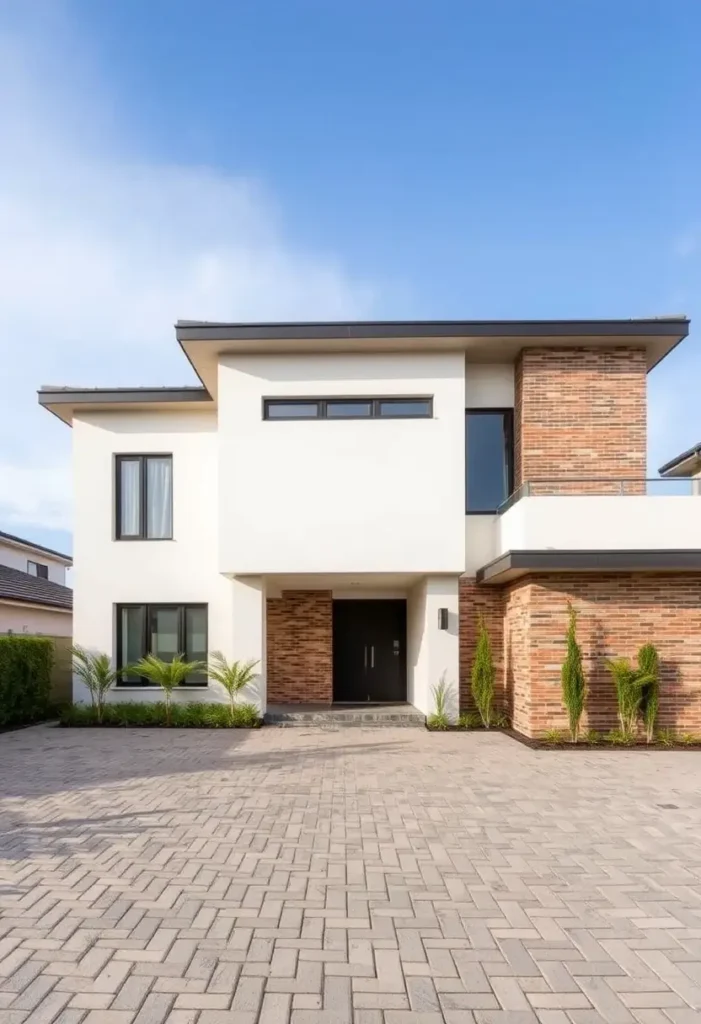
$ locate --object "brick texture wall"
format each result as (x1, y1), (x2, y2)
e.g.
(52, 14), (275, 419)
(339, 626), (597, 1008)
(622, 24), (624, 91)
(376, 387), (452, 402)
(266, 591), (333, 704)
(514, 347), (647, 489)
(458, 578), (507, 717)
(503, 574), (701, 737)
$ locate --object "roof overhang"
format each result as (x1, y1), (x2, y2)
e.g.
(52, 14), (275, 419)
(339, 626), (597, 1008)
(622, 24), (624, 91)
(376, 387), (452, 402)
(176, 317), (690, 399)
(476, 549), (701, 585)
(38, 387), (213, 426)
(659, 444), (701, 478)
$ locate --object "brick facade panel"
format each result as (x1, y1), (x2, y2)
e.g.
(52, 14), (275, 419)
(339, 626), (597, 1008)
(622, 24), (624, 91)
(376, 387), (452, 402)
(459, 578), (507, 717)
(266, 590), (333, 703)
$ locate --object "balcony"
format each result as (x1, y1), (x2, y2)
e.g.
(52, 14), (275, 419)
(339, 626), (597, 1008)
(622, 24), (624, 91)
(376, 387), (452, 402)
(496, 478), (701, 556)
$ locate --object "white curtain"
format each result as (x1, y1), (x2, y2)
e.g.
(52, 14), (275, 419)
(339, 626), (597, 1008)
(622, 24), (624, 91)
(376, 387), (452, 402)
(120, 460), (141, 536)
(147, 458), (173, 538)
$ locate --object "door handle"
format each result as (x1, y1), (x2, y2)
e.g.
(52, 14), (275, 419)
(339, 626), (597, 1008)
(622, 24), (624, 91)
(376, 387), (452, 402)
(364, 645), (367, 669)
(370, 646), (375, 669)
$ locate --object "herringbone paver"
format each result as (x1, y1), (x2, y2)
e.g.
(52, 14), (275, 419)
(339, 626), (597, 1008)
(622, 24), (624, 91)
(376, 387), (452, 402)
(1, 726), (701, 1023)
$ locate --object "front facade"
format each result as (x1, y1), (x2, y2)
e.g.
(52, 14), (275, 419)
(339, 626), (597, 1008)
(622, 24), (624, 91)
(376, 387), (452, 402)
(0, 531), (72, 636)
(40, 316), (701, 736)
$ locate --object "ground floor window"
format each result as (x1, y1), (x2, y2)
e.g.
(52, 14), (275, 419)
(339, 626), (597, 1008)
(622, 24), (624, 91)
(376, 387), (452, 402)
(116, 604), (208, 685)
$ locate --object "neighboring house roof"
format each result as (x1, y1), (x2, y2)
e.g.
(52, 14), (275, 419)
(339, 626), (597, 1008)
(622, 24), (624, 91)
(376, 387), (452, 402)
(658, 443), (701, 478)
(0, 529), (72, 565)
(0, 564), (73, 610)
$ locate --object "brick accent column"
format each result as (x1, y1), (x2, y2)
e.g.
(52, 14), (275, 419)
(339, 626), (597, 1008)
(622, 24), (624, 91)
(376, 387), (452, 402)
(514, 347), (647, 490)
(266, 591), (333, 704)
(459, 578), (506, 717)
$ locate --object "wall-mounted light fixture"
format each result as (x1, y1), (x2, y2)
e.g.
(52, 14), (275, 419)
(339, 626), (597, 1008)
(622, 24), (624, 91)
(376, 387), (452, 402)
(438, 607), (449, 630)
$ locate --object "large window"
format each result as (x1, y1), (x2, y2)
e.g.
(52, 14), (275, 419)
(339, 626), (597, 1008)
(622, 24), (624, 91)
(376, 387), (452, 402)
(27, 560), (49, 579)
(116, 603), (208, 685)
(466, 409), (514, 513)
(116, 455), (173, 540)
(263, 397), (433, 420)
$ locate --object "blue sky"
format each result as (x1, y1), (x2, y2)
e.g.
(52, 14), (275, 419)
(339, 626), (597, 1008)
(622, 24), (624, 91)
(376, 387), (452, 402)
(1, 0), (700, 559)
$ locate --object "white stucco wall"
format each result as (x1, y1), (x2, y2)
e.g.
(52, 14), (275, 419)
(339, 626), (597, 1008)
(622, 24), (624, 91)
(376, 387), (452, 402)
(0, 602), (72, 636)
(0, 541), (68, 585)
(218, 352), (466, 575)
(464, 362), (514, 408)
(499, 495), (701, 552)
(71, 410), (264, 707)
(406, 575), (460, 718)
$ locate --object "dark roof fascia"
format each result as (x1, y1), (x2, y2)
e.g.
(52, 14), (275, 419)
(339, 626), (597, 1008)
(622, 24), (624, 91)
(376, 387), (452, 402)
(38, 386), (211, 405)
(175, 317), (690, 343)
(477, 548), (701, 584)
(0, 529), (71, 563)
(658, 443), (701, 477)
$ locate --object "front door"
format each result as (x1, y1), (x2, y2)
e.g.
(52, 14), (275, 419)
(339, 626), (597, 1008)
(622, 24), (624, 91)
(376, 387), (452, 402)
(333, 600), (407, 702)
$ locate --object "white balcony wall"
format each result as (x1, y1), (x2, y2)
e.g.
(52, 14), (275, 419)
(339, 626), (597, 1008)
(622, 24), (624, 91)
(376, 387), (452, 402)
(498, 496), (701, 554)
(218, 352), (467, 575)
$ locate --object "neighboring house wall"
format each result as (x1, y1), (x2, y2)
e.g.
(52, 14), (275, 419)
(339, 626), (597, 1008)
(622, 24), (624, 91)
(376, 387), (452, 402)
(0, 602), (72, 636)
(0, 542), (67, 585)
(218, 352), (467, 575)
(266, 591), (333, 703)
(514, 347), (647, 486)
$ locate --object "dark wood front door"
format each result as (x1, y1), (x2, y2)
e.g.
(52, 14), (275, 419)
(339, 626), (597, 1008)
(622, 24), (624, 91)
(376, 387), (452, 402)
(333, 600), (407, 702)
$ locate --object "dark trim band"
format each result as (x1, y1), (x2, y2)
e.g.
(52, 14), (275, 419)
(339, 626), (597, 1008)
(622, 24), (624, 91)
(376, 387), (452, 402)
(476, 549), (701, 585)
(38, 387), (211, 405)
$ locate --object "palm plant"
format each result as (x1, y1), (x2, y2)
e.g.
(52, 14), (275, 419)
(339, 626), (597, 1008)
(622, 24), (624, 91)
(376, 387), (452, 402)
(130, 654), (205, 725)
(606, 657), (656, 740)
(561, 604), (586, 743)
(637, 643), (659, 744)
(71, 645), (119, 723)
(207, 652), (259, 724)
(471, 616), (494, 728)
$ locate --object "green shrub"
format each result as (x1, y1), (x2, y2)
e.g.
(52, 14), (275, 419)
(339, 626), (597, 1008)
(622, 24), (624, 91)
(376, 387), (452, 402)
(471, 616), (494, 728)
(561, 604), (585, 743)
(0, 636), (53, 728)
(542, 728), (565, 745)
(583, 729), (601, 745)
(638, 643), (659, 744)
(59, 701), (262, 728)
(607, 658), (655, 740)
(604, 729), (636, 747)
(427, 676), (451, 730)
(71, 645), (118, 723)
(490, 709), (511, 729)
(130, 654), (206, 725)
(657, 727), (676, 748)
(458, 711), (482, 729)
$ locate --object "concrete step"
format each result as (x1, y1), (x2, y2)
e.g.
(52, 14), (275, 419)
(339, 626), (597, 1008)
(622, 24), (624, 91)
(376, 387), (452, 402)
(265, 704), (426, 728)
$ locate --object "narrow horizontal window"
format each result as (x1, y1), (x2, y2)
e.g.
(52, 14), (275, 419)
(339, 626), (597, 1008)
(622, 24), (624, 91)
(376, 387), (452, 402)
(264, 397), (433, 420)
(115, 454), (173, 540)
(116, 603), (208, 686)
(466, 409), (514, 513)
(27, 560), (49, 579)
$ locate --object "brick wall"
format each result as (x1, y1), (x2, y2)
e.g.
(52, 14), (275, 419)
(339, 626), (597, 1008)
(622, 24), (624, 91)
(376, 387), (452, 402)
(514, 347), (647, 489)
(503, 574), (701, 737)
(458, 578), (507, 716)
(266, 591), (333, 704)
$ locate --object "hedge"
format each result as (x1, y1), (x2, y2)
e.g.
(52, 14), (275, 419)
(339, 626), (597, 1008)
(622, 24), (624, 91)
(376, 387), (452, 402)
(60, 701), (262, 728)
(0, 636), (54, 728)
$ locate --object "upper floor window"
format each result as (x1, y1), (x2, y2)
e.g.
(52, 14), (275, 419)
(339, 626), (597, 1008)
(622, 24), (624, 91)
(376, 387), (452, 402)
(116, 455), (173, 540)
(27, 560), (49, 579)
(466, 409), (514, 513)
(263, 397), (433, 420)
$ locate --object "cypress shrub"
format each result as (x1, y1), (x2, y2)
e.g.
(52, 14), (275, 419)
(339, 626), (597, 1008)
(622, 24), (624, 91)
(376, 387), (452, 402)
(0, 636), (54, 728)
(471, 616), (494, 728)
(561, 604), (586, 743)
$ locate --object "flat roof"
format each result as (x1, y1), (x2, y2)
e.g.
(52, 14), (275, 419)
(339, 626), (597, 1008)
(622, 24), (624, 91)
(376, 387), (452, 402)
(659, 442), (701, 478)
(0, 529), (71, 564)
(477, 548), (701, 585)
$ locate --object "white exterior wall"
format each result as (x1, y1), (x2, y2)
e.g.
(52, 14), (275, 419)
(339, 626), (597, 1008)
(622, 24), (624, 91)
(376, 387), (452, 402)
(218, 352), (466, 575)
(498, 496), (701, 553)
(0, 541), (67, 585)
(71, 410), (264, 707)
(406, 575), (460, 718)
(0, 602), (71, 636)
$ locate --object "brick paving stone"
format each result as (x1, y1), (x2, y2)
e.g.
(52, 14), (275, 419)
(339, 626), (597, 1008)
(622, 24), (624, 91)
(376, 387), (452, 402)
(1, 727), (701, 1024)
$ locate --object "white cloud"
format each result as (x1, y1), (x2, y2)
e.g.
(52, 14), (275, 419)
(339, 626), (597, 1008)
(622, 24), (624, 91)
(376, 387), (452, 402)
(0, 5), (376, 534)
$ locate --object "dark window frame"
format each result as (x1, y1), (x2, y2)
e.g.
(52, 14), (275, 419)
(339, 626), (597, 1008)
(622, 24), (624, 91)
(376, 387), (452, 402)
(465, 407), (515, 515)
(262, 397), (433, 420)
(27, 560), (49, 579)
(115, 454), (173, 541)
(115, 602), (208, 686)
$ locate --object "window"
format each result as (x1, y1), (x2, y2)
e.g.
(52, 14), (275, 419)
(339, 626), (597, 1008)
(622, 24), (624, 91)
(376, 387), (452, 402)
(466, 409), (514, 513)
(27, 560), (49, 579)
(263, 397), (433, 419)
(116, 455), (173, 539)
(116, 604), (207, 685)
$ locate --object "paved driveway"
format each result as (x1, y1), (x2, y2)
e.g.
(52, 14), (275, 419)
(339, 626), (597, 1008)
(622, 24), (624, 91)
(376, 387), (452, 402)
(1, 727), (701, 1024)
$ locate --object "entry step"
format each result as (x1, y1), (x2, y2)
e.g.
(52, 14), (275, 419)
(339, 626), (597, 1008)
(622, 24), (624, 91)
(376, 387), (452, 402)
(265, 703), (425, 728)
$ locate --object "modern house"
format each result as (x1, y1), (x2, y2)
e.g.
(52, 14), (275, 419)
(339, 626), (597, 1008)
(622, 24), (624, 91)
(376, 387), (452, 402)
(39, 316), (701, 736)
(0, 530), (73, 636)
